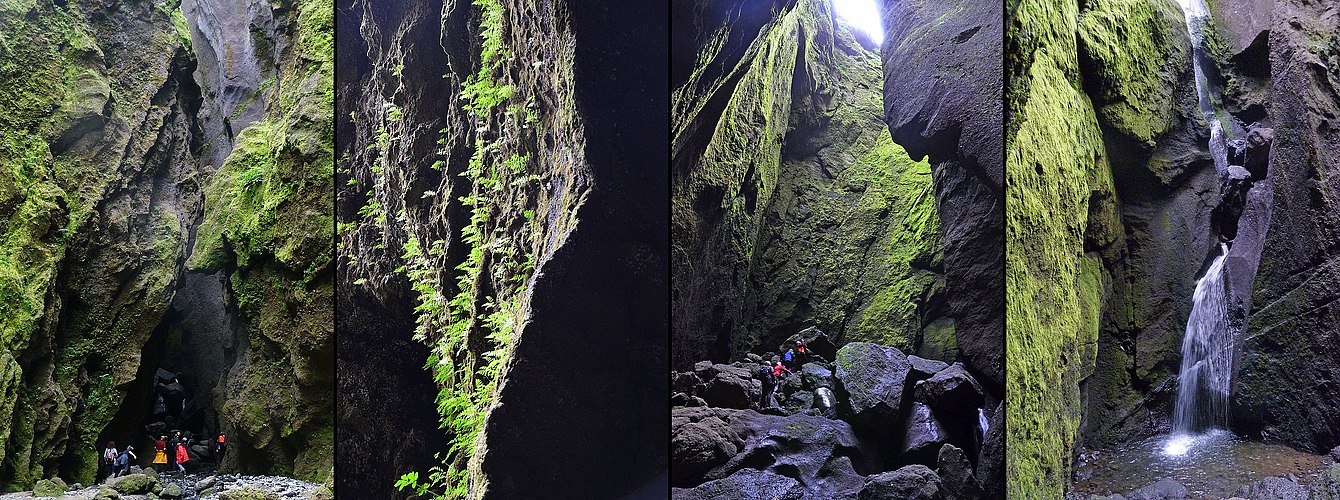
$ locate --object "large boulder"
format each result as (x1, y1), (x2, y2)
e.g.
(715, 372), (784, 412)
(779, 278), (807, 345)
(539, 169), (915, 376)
(835, 342), (911, 420)
(977, 401), (1005, 498)
(107, 473), (157, 494)
(33, 478), (66, 497)
(671, 411), (739, 485)
(698, 364), (760, 409)
(672, 468), (805, 500)
(913, 362), (985, 414)
(670, 406), (870, 496)
(800, 362), (835, 390)
(1126, 478), (1188, 500)
(900, 402), (949, 467)
(1238, 476), (1308, 500)
(937, 443), (983, 500)
(859, 465), (943, 500)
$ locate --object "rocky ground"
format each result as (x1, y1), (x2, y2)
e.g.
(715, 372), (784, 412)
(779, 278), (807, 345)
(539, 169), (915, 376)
(1, 467), (330, 500)
(672, 330), (1002, 499)
(1070, 446), (1340, 499)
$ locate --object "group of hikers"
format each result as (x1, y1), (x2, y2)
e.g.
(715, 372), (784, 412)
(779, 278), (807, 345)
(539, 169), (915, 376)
(101, 431), (227, 482)
(758, 338), (816, 409)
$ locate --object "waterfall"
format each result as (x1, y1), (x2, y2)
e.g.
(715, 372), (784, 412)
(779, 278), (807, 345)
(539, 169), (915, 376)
(1171, 243), (1232, 436)
(1175, 0), (1232, 176)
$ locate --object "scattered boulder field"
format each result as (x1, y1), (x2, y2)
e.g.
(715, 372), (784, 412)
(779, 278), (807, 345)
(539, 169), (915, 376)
(672, 330), (1002, 499)
(2, 468), (330, 500)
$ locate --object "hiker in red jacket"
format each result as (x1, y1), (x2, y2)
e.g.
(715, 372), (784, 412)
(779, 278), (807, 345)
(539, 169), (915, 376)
(773, 360), (792, 379)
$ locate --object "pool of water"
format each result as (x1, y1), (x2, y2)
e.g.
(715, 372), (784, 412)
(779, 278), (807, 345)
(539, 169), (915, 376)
(1072, 429), (1329, 498)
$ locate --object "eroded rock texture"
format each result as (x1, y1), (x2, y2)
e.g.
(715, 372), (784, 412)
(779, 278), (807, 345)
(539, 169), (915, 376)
(0, 0), (332, 488)
(336, 0), (666, 497)
(672, 0), (948, 378)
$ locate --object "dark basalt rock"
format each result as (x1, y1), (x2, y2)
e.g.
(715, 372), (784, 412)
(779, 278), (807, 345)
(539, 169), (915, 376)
(977, 401), (1004, 498)
(835, 342), (911, 421)
(672, 469), (806, 500)
(671, 406), (872, 497)
(1126, 478), (1188, 500)
(1238, 476), (1309, 500)
(937, 444), (984, 500)
(900, 403), (949, 468)
(1230, 0), (1340, 456)
(907, 356), (950, 382)
(880, 0), (1004, 395)
(859, 464), (944, 500)
(914, 363), (985, 415)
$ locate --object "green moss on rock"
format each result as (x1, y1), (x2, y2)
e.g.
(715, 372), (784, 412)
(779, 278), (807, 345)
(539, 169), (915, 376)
(1006, 0), (1120, 494)
(1077, 0), (1190, 146)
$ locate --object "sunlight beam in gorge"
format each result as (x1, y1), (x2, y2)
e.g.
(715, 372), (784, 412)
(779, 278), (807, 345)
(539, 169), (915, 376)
(832, 0), (884, 45)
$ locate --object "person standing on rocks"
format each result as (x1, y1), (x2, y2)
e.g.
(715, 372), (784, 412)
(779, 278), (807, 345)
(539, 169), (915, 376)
(153, 436), (168, 472)
(782, 346), (798, 370)
(167, 432), (181, 473)
(216, 432), (226, 463)
(101, 441), (118, 483)
(114, 446), (137, 477)
(758, 363), (778, 408)
(174, 436), (190, 474)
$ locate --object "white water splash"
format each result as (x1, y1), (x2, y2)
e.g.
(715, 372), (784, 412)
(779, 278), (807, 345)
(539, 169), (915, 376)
(1172, 243), (1233, 435)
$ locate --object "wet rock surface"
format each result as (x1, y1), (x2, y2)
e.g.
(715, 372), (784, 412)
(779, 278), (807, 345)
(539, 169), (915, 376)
(2, 473), (322, 500)
(673, 340), (996, 498)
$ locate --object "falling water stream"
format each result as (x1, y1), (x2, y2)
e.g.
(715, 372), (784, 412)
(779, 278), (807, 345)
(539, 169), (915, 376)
(1164, 0), (1235, 458)
(1176, 0), (1231, 175)
(1170, 244), (1232, 439)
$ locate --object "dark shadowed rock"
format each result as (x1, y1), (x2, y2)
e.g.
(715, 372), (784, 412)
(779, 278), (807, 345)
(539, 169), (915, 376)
(914, 362), (985, 414)
(908, 356), (950, 381)
(1238, 476), (1308, 500)
(671, 413), (739, 486)
(1312, 463), (1340, 499)
(1127, 478), (1188, 500)
(977, 401), (1004, 498)
(880, 0), (1003, 395)
(859, 465), (944, 500)
(670, 406), (870, 496)
(672, 469), (805, 500)
(901, 402), (949, 468)
(835, 342), (911, 420)
(801, 362), (836, 389)
(699, 364), (761, 409)
(937, 443), (983, 500)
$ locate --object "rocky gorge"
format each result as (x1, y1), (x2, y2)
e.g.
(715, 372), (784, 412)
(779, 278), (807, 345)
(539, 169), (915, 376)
(336, 0), (666, 498)
(672, 0), (1003, 496)
(1007, 0), (1340, 496)
(0, 0), (332, 490)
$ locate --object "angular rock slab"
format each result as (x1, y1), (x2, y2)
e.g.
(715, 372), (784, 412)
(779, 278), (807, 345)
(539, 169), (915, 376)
(859, 464), (944, 500)
(835, 342), (911, 420)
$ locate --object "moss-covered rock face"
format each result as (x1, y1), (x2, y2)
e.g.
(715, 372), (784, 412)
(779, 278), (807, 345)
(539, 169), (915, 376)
(1006, 0), (1124, 496)
(338, 0), (666, 497)
(672, 0), (942, 370)
(0, 0), (331, 488)
(1078, 0), (1190, 147)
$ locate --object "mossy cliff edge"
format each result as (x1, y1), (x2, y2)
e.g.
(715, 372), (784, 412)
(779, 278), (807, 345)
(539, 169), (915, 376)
(0, 0), (332, 488)
(672, 0), (944, 371)
(338, 0), (665, 498)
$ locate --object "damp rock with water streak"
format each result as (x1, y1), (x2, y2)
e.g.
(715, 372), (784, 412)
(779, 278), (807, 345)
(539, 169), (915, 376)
(901, 402), (950, 468)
